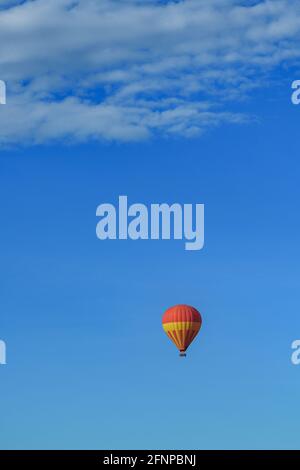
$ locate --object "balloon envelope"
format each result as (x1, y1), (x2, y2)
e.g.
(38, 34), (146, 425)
(162, 304), (202, 356)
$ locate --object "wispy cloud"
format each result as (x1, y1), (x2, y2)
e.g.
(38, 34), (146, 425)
(0, 0), (300, 145)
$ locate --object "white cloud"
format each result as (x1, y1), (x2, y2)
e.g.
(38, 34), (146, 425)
(0, 0), (300, 145)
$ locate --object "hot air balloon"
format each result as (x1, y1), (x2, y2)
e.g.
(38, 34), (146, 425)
(162, 304), (202, 357)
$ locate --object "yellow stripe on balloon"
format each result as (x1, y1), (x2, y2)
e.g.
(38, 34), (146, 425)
(162, 321), (200, 333)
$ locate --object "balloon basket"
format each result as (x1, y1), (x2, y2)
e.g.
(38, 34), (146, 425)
(179, 352), (187, 357)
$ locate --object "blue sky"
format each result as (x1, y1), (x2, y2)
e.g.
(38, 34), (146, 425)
(1, 0), (300, 450)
